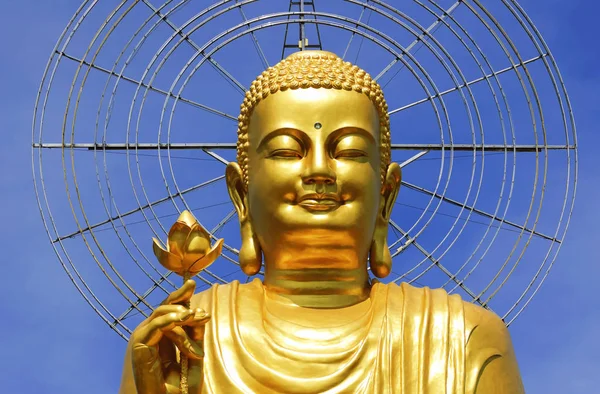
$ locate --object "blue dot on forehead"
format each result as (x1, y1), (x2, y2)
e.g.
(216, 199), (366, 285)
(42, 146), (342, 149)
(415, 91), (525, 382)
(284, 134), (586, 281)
(314, 122), (322, 129)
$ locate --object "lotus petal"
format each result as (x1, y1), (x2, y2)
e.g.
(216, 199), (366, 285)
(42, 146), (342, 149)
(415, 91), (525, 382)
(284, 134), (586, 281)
(177, 210), (198, 228)
(153, 237), (184, 273)
(184, 224), (211, 258)
(186, 238), (224, 275)
(167, 220), (191, 258)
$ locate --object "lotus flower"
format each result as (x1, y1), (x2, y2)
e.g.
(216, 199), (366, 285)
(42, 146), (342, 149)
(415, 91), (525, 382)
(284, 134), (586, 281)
(152, 210), (223, 277)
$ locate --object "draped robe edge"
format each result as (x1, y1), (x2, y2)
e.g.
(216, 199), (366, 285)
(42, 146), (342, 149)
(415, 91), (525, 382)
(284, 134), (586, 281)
(190, 279), (505, 394)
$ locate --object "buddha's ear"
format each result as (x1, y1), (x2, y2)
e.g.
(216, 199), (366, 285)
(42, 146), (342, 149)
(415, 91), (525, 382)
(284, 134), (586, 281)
(226, 162), (262, 276)
(226, 162), (248, 221)
(370, 162), (402, 278)
(381, 162), (402, 221)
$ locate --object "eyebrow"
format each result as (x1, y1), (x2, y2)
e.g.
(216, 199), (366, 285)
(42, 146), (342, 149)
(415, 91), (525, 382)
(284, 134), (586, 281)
(327, 127), (377, 146)
(256, 125), (377, 152)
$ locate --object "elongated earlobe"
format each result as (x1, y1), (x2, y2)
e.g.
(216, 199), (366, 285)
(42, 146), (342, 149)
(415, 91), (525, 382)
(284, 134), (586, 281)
(226, 162), (262, 276)
(239, 222), (262, 275)
(370, 163), (401, 278)
(369, 228), (392, 278)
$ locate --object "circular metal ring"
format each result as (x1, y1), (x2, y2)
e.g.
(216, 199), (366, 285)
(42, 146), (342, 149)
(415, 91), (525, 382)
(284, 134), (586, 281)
(32, 0), (577, 338)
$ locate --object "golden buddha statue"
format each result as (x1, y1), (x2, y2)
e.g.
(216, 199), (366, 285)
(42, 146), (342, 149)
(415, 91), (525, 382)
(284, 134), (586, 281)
(119, 51), (524, 393)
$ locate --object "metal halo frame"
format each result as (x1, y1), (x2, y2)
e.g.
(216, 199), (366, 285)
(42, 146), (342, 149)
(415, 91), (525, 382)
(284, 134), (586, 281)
(32, 0), (577, 340)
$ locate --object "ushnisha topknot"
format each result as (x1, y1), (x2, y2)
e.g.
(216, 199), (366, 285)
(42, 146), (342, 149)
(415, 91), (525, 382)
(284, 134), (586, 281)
(236, 50), (391, 187)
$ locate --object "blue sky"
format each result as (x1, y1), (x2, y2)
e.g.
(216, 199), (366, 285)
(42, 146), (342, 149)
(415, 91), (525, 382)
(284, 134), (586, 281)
(1, 0), (599, 392)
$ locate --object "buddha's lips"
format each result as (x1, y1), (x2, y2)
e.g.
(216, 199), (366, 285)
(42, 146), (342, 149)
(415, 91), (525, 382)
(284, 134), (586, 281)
(298, 193), (341, 211)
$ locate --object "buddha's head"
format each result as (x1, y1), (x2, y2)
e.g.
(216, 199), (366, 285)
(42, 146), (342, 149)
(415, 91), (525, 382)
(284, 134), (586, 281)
(226, 51), (401, 284)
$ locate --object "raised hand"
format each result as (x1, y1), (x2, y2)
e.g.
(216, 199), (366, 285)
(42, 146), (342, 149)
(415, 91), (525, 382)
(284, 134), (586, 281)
(129, 280), (210, 394)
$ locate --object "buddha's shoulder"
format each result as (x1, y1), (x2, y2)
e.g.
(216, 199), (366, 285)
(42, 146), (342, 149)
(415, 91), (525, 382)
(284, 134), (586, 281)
(462, 300), (515, 355)
(382, 282), (512, 347)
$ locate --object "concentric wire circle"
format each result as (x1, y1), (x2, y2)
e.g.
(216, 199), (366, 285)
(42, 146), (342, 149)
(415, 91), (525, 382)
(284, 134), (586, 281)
(32, 0), (577, 339)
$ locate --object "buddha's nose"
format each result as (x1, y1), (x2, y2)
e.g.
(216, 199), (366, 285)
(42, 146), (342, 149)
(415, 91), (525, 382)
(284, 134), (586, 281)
(302, 149), (336, 186)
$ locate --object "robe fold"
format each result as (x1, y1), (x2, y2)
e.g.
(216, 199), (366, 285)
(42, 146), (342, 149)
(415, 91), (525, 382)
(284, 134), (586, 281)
(191, 279), (497, 394)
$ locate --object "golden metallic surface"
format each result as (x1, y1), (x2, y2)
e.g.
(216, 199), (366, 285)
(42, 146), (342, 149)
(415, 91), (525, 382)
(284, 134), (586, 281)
(152, 210), (224, 276)
(120, 51), (524, 393)
(236, 50), (391, 186)
(151, 211), (223, 394)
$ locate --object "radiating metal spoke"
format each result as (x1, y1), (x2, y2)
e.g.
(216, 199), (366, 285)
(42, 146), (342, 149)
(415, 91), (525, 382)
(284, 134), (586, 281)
(342, 0), (370, 60)
(202, 149), (230, 165)
(401, 181), (560, 243)
(281, 0), (324, 58)
(299, 0), (307, 50)
(346, 1), (373, 63)
(235, 0), (269, 68)
(140, 0), (247, 94)
(390, 144), (573, 152)
(33, 142), (575, 151)
(52, 175), (225, 242)
(399, 150), (430, 167)
(389, 53), (549, 115)
(375, 0), (462, 82)
(35, 142), (236, 149)
(56, 51), (237, 121)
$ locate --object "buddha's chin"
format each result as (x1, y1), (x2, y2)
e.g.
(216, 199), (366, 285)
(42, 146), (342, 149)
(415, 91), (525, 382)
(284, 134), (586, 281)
(266, 204), (375, 236)
(290, 204), (345, 221)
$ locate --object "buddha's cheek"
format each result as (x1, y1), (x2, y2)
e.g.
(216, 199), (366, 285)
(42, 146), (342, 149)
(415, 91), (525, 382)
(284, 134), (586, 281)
(338, 161), (380, 199)
(247, 160), (303, 220)
(335, 163), (381, 231)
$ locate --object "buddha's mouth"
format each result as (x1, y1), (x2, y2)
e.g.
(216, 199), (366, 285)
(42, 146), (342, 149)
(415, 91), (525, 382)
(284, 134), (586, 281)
(298, 193), (341, 212)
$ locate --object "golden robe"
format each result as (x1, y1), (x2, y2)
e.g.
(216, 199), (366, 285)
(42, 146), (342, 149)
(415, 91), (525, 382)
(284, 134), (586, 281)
(188, 279), (512, 394)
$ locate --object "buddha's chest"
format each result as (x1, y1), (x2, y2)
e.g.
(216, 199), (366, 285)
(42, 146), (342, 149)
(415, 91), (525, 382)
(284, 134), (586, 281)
(201, 299), (462, 393)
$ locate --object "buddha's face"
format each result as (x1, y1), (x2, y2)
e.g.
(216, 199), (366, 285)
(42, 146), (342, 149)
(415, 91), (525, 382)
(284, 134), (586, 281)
(244, 88), (385, 269)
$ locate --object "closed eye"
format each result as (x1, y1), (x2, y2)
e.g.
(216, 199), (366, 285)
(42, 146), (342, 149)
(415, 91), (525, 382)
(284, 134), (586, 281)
(268, 149), (303, 159)
(334, 149), (367, 159)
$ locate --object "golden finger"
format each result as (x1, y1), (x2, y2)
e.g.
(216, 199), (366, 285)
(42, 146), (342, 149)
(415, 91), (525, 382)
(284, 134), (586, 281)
(151, 310), (194, 335)
(161, 280), (196, 306)
(148, 304), (189, 320)
(184, 308), (211, 341)
(135, 310), (194, 347)
(158, 335), (178, 372)
(164, 327), (204, 360)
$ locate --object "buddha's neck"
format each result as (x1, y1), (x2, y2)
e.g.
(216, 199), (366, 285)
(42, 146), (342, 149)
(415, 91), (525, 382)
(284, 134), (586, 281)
(263, 261), (371, 309)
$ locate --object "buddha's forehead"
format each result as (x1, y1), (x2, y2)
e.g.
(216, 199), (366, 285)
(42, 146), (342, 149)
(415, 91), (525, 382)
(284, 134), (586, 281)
(248, 88), (380, 144)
